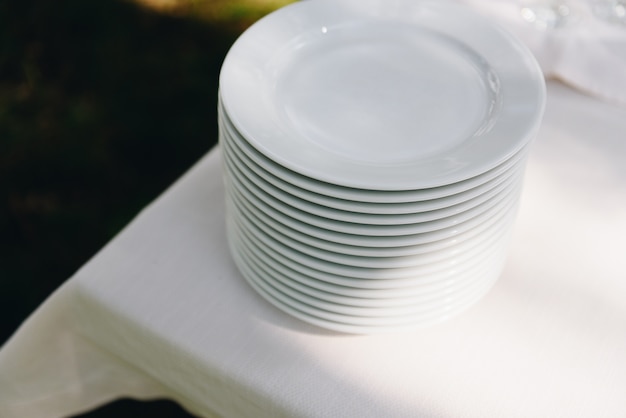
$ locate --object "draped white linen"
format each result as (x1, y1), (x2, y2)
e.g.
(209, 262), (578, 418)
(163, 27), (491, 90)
(2, 81), (625, 417)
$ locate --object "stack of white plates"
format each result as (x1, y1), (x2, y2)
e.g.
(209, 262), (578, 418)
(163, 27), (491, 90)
(218, 0), (545, 334)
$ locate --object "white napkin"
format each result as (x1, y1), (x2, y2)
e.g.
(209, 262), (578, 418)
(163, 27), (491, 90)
(460, 0), (626, 105)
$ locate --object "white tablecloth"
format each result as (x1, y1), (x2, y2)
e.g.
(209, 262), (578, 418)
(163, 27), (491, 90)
(1, 81), (626, 417)
(464, 0), (626, 106)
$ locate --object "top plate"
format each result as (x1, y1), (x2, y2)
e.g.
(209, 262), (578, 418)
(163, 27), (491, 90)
(219, 0), (545, 190)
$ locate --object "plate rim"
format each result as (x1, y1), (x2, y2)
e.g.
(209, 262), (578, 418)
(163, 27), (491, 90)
(219, 0), (545, 190)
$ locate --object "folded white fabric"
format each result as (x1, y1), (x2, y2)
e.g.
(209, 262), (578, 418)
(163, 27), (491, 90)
(461, 0), (626, 105)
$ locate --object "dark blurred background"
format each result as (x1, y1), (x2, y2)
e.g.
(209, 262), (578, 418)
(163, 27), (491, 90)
(0, 0), (287, 416)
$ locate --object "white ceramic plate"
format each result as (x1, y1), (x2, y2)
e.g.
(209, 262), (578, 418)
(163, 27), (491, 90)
(219, 105), (530, 203)
(227, 181), (519, 258)
(219, 0), (545, 190)
(229, 237), (501, 333)
(230, 222), (511, 299)
(227, 214), (510, 283)
(223, 136), (523, 225)
(221, 122), (527, 214)
(239, 272), (493, 334)
(224, 154), (522, 237)
(226, 177), (521, 247)
(234, 228), (507, 307)
(236, 243), (500, 318)
(228, 195), (513, 270)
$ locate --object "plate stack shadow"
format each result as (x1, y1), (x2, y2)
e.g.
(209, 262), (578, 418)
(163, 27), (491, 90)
(218, 0), (545, 333)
